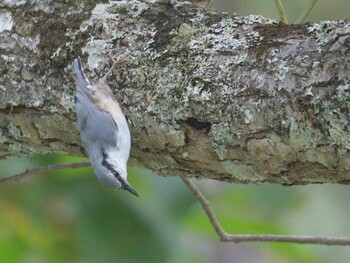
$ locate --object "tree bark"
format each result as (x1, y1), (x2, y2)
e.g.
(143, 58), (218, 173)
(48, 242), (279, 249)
(1, 0), (350, 184)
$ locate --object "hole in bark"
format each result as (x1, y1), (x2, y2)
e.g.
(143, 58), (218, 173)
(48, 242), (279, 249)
(186, 118), (211, 132)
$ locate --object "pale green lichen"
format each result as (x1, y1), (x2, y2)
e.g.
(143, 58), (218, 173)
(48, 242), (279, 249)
(9, 142), (37, 156)
(220, 160), (260, 181)
(60, 93), (75, 112)
(266, 48), (289, 82)
(0, 129), (7, 143)
(242, 14), (275, 25)
(336, 84), (350, 102)
(209, 123), (234, 160)
(184, 81), (211, 102)
(51, 46), (62, 59)
(0, 11), (13, 33)
(177, 23), (196, 40)
(128, 112), (144, 131)
(49, 105), (59, 113)
(288, 116), (340, 168)
(210, 122), (233, 144)
(243, 108), (254, 124)
(3, 0), (27, 7)
(307, 20), (350, 52)
(168, 129), (186, 147)
(7, 123), (21, 139)
(325, 113), (350, 153)
(20, 67), (34, 81)
(276, 60), (289, 82)
(306, 83), (350, 156)
(17, 34), (40, 53)
(289, 117), (319, 148)
(187, 16), (250, 53)
(106, 1), (148, 18)
(82, 39), (108, 70)
(78, 1), (152, 75)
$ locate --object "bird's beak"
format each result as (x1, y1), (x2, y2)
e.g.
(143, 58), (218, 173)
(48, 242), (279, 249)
(123, 183), (139, 197)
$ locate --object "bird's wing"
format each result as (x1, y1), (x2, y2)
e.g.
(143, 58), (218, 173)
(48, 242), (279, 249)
(76, 91), (119, 149)
(72, 57), (119, 149)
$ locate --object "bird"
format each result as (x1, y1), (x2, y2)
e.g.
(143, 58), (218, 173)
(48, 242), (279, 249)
(72, 57), (138, 197)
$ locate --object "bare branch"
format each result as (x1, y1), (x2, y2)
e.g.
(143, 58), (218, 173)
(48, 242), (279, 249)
(181, 175), (227, 238)
(274, 0), (288, 24)
(0, 162), (91, 185)
(181, 176), (350, 246)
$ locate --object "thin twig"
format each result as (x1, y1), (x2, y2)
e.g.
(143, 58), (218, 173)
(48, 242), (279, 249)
(180, 176), (350, 246)
(0, 162), (91, 185)
(274, 0), (288, 24)
(297, 0), (319, 24)
(181, 175), (226, 238)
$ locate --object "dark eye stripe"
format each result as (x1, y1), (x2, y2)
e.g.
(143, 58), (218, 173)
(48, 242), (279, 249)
(101, 148), (128, 188)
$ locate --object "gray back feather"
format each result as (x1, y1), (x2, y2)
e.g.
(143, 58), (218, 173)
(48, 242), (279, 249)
(75, 91), (119, 154)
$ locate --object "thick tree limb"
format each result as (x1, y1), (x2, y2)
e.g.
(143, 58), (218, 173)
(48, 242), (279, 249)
(1, 1), (350, 184)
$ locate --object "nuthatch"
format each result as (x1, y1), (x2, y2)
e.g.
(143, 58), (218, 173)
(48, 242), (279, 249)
(72, 57), (138, 197)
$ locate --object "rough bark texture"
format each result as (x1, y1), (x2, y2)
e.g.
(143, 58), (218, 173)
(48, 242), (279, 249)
(1, 0), (350, 184)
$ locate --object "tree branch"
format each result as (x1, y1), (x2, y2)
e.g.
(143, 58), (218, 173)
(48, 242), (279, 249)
(0, 162), (91, 185)
(181, 176), (350, 246)
(1, 0), (350, 184)
(274, 0), (288, 24)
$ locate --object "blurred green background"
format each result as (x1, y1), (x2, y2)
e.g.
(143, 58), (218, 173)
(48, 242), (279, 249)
(2, 154), (350, 263)
(213, 0), (350, 23)
(2, 0), (350, 262)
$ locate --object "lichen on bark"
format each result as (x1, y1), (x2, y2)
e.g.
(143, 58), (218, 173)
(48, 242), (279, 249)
(1, 0), (350, 184)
